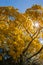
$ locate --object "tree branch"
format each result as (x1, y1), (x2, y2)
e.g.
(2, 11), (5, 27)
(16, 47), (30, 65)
(22, 27), (42, 54)
(27, 45), (43, 60)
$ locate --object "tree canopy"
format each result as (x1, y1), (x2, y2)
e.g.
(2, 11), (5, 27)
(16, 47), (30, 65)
(0, 5), (43, 65)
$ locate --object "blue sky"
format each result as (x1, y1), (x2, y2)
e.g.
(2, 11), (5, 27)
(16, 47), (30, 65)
(0, 0), (43, 12)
